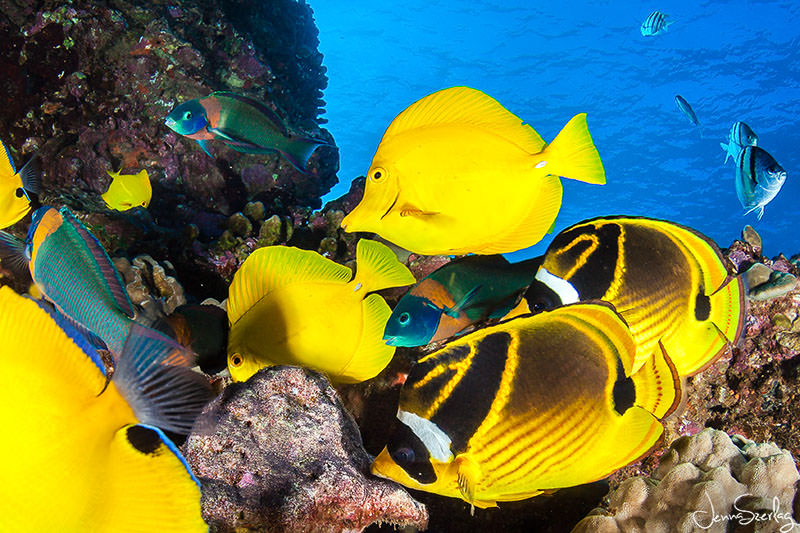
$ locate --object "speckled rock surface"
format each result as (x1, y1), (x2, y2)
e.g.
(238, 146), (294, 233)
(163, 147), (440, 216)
(183, 366), (429, 533)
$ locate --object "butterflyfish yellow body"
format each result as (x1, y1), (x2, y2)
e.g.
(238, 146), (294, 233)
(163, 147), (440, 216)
(227, 239), (415, 383)
(371, 302), (680, 508)
(341, 87), (605, 255)
(0, 286), (211, 531)
(102, 169), (152, 211)
(523, 216), (746, 376)
(0, 138), (40, 229)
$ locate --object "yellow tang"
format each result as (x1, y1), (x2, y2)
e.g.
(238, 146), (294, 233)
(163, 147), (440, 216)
(523, 216), (746, 376)
(371, 302), (680, 508)
(0, 286), (210, 531)
(340, 87), (606, 255)
(102, 169), (152, 211)
(227, 239), (416, 383)
(0, 138), (40, 229)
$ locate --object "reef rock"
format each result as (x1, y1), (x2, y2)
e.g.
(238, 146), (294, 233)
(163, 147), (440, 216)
(572, 429), (800, 533)
(183, 366), (428, 533)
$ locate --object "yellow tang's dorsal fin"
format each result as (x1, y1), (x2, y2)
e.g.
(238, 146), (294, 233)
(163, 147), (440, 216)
(382, 86), (547, 154)
(227, 246), (353, 325)
(352, 239), (415, 293)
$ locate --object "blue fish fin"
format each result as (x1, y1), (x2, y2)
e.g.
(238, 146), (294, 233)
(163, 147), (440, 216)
(445, 285), (482, 318)
(59, 208), (136, 318)
(211, 91), (289, 135)
(196, 139), (214, 158)
(114, 323), (213, 435)
(0, 230), (30, 280)
(757, 206), (764, 220)
(33, 297), (108, 374)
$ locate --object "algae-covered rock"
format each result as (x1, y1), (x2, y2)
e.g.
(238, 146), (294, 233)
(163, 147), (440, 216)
(742, 224), (762, 254)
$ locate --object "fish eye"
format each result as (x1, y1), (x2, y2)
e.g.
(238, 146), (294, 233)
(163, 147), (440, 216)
(370, 167), (387, 182)
(230, 353), (244, 367)
(391, 446), (415, 465)
(14, 188), (24, 198)
(183, 111), (193, 120)
(399, 312), (411, 325)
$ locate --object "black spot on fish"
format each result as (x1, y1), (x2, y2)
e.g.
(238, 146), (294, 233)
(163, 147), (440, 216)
(612, 358), (635, 416)
(386, 420), (437, 484)
(524, 279), (562, 311)
(127, 425), (162, 455)
(550, 223), (621, 300)
(14, 188), (24, 198)
(695, 291), (711, 321)
(431, 332), (510, 453)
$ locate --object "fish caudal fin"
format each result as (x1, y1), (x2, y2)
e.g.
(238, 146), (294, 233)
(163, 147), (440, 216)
(114, 323), (213, 435)
(227, 246), (352, 325)
(336, 293), (395, 383)
(281, 137), (328, 174)
(353, 239), (416, 293)
(630, 342), (681, 419)
(540, 113), (606, 185)
(106, 424), (207, 532)
(720, 142), (732, 164)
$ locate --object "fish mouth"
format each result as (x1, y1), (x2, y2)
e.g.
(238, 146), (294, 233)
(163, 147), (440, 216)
(383, 335), (399, 346)
(164, 117), (177, 128)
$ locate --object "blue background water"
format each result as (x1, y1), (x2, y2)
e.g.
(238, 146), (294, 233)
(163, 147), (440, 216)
(310, 1), (799, 260)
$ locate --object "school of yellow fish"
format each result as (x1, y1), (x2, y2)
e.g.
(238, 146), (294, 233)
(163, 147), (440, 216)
(0, 86), (747, 529)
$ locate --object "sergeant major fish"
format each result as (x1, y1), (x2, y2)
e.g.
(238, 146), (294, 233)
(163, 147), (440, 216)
(640, 10), (673, 36)
(735, 146), (787, 220)
(721, 121), (758, 164)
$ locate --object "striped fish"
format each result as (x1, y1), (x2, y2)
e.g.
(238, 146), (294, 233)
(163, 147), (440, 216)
(736, 146), (787, 220)
(721, 121), (758, 164)
(640, 10), (672, 36)
(522, 217), (745, 377)
(371, 302), (680, 508)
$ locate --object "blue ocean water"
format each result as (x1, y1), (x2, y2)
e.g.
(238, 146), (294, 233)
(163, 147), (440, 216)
(310, 0), (799, 260)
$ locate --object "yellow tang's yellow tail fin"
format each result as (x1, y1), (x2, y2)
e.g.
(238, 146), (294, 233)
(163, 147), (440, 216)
(353, 239), (416, 293)
(105, 424), (207, 532)
(630, 342), (681, 419)
(541, 113), (606, 185)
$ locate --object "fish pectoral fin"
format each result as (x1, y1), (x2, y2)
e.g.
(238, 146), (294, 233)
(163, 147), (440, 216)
(446, 285), (482, 317)
(207, 126), (245, 143)
(109, 424), (206, 531)
(398, 204), (439, 217)
(454, 453), (482, 505)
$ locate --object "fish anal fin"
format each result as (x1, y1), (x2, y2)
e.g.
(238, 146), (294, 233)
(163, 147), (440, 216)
(108, 424), (206, 531)
(383, 87), (546, 154)
(471, 176), (562, 254)
(539, 113), (606, 185)
(335, 293), (395, 383)
(454, 453), (482, 505)
(353, 239), (415, 293)
(227, 246), (352, 326)
(630, 341), (681, 419)
(60, 208), (135, 318)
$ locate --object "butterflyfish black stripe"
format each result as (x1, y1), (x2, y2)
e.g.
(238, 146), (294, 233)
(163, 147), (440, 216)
(387, 421), (437, 484)
(430, 331), (511, 453)
(551, 223), (621, 300)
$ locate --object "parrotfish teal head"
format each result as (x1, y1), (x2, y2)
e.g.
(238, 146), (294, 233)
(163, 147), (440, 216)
(384, 295), (442, 347)
(164, 100), (208, 136)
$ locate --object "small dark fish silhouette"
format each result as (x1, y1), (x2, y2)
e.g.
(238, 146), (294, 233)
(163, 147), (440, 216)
(674, 95), (700, 127)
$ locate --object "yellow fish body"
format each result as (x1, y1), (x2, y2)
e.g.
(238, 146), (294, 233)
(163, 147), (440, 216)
(340, 87), (605, 255)
(371, 302), (680, 508)
(523, 216), (746, 376)
(227, 239), (416, 383)
(102, 169), (152, 211)
(0, 139), (40, 229)
(0, 286), (209, 532)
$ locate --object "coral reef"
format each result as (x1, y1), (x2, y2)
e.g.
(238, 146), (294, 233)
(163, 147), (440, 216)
(183, 366), (428, 533)
(114, 254), (186, 318)
(572, 428), (800, 533)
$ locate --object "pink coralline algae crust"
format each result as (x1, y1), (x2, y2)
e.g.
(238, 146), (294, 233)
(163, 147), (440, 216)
(183, 366), (428, 533)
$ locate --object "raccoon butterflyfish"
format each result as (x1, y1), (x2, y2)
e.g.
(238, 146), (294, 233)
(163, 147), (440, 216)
(371, 302), (680, 508)
(102, 168), (152, 211)
(340, 86), (606, 256)
(0, 137), (40, 229)
(522, 216), (746, 376)
(227, 239), (415, 383)
(384, 254), (541, 347)
(164, 91), (330, 173)
(0, 206), (152, 357)
(0, 286), (211, 531)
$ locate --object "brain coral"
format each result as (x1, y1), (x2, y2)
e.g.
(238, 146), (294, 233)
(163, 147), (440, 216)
(572, 428), (800, 533)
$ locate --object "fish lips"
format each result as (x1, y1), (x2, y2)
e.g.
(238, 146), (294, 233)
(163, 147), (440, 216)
(164, 116), (177, 129)
(383, 334), (400, 346)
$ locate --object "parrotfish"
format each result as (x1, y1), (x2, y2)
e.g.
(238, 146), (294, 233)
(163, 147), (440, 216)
(640, 11), (673, 36)
(227, 239), (415, 383)
(371, 302), (680, 508)
(735, 146), (787, 220)
(340, 86), (606, 256)
(675, 94), (700, 127)
(102, 169), (152, 211)
(384, 254), (541, 347)
(522, 216), (745, 377)
(0, 138), (40, 229)
(720, 121), (758, 164)
(0, 286), (211, 531)
(0, 206), (152, 357)
(164, 91), (329, 173)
